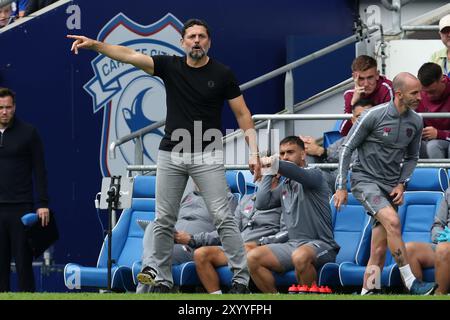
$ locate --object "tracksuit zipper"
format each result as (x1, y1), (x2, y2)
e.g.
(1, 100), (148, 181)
(396, 117), (402, 143)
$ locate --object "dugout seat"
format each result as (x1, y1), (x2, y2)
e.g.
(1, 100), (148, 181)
(131, 171), (247, 288)
(259, 193), (372, 288)
(338, 168), (447, 288)
(64, 175), (156, 292)
(323, 130), (343, 149)
(214, 191), (372, 289)
(239, 170), (257, 195)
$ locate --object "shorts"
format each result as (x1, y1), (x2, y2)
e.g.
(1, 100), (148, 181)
(351, 174), (398, 225)
(267, 240), (338, 272)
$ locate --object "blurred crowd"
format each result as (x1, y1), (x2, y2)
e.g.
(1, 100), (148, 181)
(0, 0), (59, 28)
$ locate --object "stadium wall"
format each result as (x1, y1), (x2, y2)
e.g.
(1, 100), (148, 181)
(0, 0), (354, 271)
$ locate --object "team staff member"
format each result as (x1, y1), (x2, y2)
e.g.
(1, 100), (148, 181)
(68, 18), (260, 293)
(335, 73), (436, 295)
(0, 88), (50, 292)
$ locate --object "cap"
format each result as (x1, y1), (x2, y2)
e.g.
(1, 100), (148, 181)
(439, 14), (450, 32)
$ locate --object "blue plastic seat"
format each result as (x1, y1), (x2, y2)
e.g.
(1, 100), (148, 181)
(265, 194), (372, 288)
(323, 130), (343, 149)
(226, 170), (247, 196)
(319, 194), (372, 286)
(214, 193), (372, 289)
(64, 175), (156, 291)
(333, 119), (344, 132)
(339, 168), (447, 288)
(238, 170), (257, 195)
(131, 171), (248, 289)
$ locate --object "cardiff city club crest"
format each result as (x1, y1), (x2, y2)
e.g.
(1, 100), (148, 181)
(84, 13), (184, 177)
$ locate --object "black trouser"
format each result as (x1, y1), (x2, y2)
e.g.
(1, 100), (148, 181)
(0, 204), (35, 292)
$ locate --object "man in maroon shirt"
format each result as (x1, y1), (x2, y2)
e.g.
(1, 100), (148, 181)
(417, 62), (450, 159)
(340, 55), (393, 136)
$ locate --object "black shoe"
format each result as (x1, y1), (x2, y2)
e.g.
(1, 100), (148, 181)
(228, 282), (251, 294)
(363, 288), (382, 295)
(149, 284), (172, 293)
(137, 266), (157, 285)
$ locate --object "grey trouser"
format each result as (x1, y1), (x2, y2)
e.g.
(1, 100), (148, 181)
(147, 151), (249, 288)
(142, 222), (194, 267)
(420, 140), (450, 159)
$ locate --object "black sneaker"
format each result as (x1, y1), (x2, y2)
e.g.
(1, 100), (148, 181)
(149, 284), (172, 293)
(228, 282), (251, 294)
(137, 266), (157, 285)
(363, 288), (382, 295)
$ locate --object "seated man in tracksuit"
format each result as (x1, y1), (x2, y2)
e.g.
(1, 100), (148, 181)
(247, 136), (340, 293)
(136, 182), (237, 293)
(179, 175), (284, 294)
(406, 187), (450, 295)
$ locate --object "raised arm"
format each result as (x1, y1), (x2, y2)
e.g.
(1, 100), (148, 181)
(278, 160), (323, 189)
(67, 35), (155, 75)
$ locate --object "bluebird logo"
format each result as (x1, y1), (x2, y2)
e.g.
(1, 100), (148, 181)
(83, 13), (184, 177)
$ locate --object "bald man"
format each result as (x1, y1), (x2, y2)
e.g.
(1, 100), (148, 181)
(334, 73), (437, 295)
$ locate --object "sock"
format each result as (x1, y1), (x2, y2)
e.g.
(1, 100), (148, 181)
(399, 264), (416, 290)
(360, 288), (369, 295)
(210, 290), (222, 294)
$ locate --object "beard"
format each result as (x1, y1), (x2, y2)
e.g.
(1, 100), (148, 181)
(404, 98), (420, 110)
(188, 46), (208, 60)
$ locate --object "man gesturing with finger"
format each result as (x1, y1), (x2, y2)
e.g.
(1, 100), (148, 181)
(335, 72), (437, 295)
(68, 19), (260, 294)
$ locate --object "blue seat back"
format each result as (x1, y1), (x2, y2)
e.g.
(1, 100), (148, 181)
(323, 130), (343, 149)
(406, 168), (448, 192)
(400, 192), (443, 243)
(383, 168), (446, 266)
(97, 175), (156, 268)
(239, 170), (257, 194)
(332, 120), (344, 132)
(331, 194), (372, 265)
(226, 170), (247, 195)
(383, 191), (443, 266)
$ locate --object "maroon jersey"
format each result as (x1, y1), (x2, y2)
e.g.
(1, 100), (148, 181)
(340, 76), (393, 136)
(416, 75), (450, 140)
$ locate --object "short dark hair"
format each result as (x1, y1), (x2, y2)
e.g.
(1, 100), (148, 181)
(280, 136), (305, 150)
(417, 62), (442, 87)
(0, 87), (15, 104)
(351, 55), (377, 72)
(182, 19), (211, 38)
(352, 98), (373, 110)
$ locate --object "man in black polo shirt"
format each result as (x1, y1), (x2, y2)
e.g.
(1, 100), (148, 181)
(0, 87), (50, 292)
(68, 18), (260, 293)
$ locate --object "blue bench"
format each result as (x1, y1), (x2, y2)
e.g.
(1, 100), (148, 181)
(339, 168), (447, 288)
(64, 175), (156, 292)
